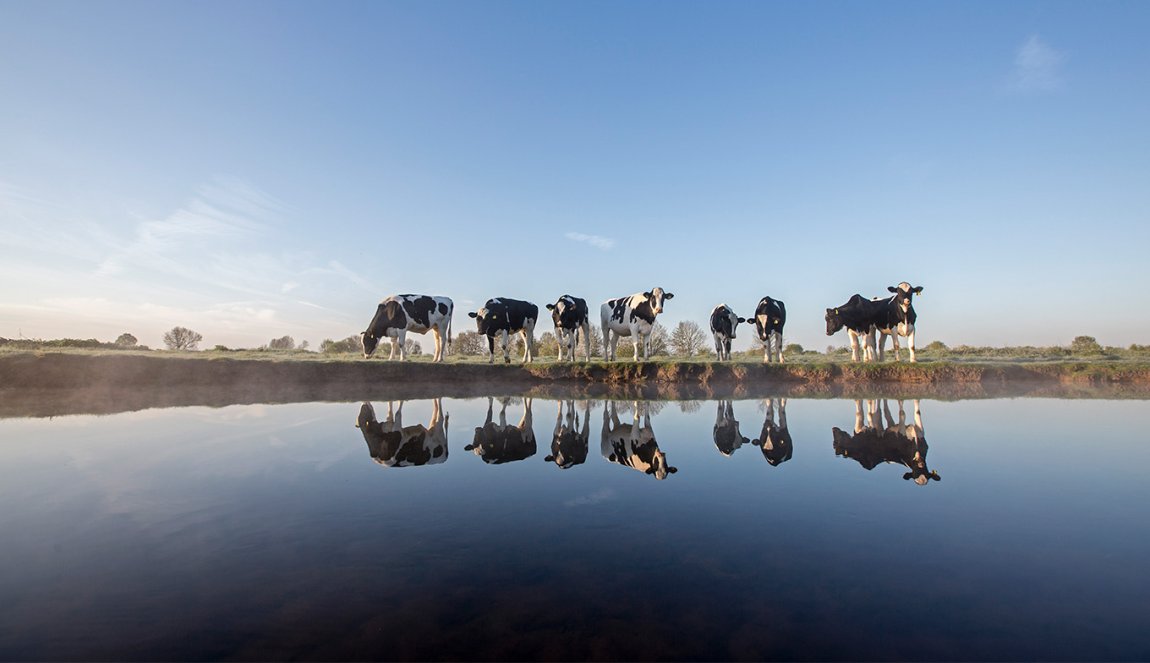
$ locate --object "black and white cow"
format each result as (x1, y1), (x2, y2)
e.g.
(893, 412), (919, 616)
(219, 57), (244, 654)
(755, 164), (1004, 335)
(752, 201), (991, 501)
(832, 399), (939, 485)
(709, 304), (746, 361)
(355, 399), (449, 468)
(468, 298), (539, 364)
(600, 401), (678, 480)
(752, 296), (787, 363)
(873, 282), (924, 363)
(824, 294), (884, 362)
(546, 295), (591, 362)
(361, 294), (453, 362)
(545, 400), (590, 469)
(752, 398), (793, 466)
(712, 400), (750, 456)
(465, 397), (537, 464)
(600, 287), (674, 361)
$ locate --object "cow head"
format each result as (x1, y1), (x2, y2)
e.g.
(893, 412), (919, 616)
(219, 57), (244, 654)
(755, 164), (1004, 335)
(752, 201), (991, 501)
(887, 282), (923, 314)
(649, 449), (678, 480)
(546, 296), (579, 329)
(825, 308), (846, 335)
(644, 288), (674, 315)
(360, 331), (379, 358)
(468, 306), (499, 335)
(713, 305), (746, 339)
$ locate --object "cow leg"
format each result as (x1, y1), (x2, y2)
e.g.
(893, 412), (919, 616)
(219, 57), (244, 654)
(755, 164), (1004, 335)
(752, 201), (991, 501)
(499, 329), (510, 364)
(864, 329), (877, 362)
(853, 399), (866, 433)
(486, 334), (496, 364)
(774, 331), (785, 363)
(907, 325), (917, 362)
(387, 335), (398, 361)
(556, 330), (567, 362)
(581, 322), (591, 361)
(608, 332), (620, 362)
(631, 330), (642, 361)
(848, 330), (862, 362)
(394, 401), (404, 428)
(431, 327), (444, 362)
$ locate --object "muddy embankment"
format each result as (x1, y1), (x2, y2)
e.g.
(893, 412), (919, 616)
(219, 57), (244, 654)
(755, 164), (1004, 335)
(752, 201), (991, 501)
(3, 352), (1150, 418)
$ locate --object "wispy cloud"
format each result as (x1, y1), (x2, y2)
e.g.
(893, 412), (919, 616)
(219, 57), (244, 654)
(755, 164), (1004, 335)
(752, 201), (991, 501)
(1010, 35), (1066, 93)
(565, 232), (615, 251)
(564, 487), (617, 507)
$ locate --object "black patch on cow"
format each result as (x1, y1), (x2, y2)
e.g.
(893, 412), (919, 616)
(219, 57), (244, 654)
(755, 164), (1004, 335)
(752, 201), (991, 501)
(366, 300), (408, 339)
(609, 299), (626, 323)
(710, 307), (736, 338)
(826, 294), (886, 335)
(551, 295), (589, 330)
(399, 294), (437, 329)
(629, 298), (657, 324)
(438, 302), (449, 315)
(476, 298), (538, 337)
(754, 297), (787, 340)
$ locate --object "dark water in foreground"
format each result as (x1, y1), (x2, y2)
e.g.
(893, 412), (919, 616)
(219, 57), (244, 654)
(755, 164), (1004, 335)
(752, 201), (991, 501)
(1, 395), (1148, 661)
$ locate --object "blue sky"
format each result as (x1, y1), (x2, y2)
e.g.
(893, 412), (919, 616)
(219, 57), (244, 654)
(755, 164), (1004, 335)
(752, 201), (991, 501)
(2, 1), (1148, 352)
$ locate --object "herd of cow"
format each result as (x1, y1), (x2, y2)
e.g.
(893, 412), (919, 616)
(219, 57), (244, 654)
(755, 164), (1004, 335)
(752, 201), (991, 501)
(355, 397), (938, 484)
(359, 282), (924, 364)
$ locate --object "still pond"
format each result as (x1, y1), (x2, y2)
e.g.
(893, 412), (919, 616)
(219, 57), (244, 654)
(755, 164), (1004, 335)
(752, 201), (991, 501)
(1, 394), (1148, 661)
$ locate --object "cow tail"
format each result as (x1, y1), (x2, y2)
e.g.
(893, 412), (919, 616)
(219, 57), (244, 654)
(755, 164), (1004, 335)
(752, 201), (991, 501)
(446, 307), (453, 354)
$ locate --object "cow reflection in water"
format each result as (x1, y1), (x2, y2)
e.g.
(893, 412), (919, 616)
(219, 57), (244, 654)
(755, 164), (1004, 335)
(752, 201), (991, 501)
(601, 401), (678, 479)
(832, 399), (940, 484)
(546, 400), (590, 469)
(754, 398), (793, 466)
(355, 399), (448, 468)
(465, 397), (537, 464)
(712, 400), (750, 456)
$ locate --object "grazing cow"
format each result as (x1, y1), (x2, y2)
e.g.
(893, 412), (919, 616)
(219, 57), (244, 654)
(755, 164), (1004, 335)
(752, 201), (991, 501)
(712, 400), (750, 456)
(600, 287), (674, 361)
(468, 298), (539, 364)
(546, 295), (591, 362)
(465, 397), (537, 464)
(873, 282), (924, 362)
(600, 401), (678, 480)
(361, 294), (454, 362)
(825, 294), (884, 362)
(545, 400), (591, 469)
(832, 399), (940, 485)
(709, 304), (746, 361)
(752, 296), (787, 363)
(355, 399), (449, 468)
(752, 398), (793, 466)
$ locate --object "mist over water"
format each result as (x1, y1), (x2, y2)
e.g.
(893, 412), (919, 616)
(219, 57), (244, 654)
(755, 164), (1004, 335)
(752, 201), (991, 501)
(2, 395), (1148, 660)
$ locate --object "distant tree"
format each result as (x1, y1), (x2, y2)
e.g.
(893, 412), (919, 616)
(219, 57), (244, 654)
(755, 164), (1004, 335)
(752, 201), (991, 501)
(536, 331), (559, 357)
(453, 331), (486, 356)
(299, 340), (309, 351)
(114, 333), (138, 348)
(321, 336), (361, 354)
(163, 326), (202, 351)
(587, 325), (604, 358)
(1071, 335), (1102, 354)
(648, 322), (669, 356)
(784, 343), (803, 356)
(268, 335), (295, 350)
(403, 338), (422, 356)
(669, 321), (706, 357)
(212, 345), (231, 352)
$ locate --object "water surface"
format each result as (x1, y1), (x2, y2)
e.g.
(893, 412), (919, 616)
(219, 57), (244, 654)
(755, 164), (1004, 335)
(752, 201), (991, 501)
(1, 395), (1148, 660)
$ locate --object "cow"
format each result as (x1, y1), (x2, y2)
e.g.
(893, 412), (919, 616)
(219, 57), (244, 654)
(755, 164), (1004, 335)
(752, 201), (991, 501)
(751, 296), (787, 363)
(361, 294), (453, 362)
(824, 294), (884, 362)
(546, 295), (591, 362)
(600, 287), (674, 361)
(545, 400), (590, 469)
(709, 304), (746, 361)
(712, 400), (750, 456)
(355, 399), (449, 468)
(465, 397), (537, 464)
(752, 398), (793, 466)
(468, 298), (539, 364)
(600, 401), (678, 479)
(832, 399), (940, 485)
(874, 282), (924, 362)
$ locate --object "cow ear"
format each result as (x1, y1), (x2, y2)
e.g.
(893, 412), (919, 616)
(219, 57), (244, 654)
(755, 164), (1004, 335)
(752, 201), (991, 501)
(545, 455), (555, 462)
(888, 286), (898, 293)
(738, 317), (746, 323)
(664, 293), (674, 299)
(546, 304), (555, 310)
(468, 312), (478, 318)
(913, 286), (924, 294)
(643, 291), (652, 297)
(668, 466), (678, 474)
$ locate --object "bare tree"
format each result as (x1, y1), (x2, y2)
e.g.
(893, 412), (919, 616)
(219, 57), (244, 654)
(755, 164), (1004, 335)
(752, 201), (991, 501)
(163, 326), (203, 351)
(453, 331), (486, 356)
(403, 338), (422, 356)
(268, 335), (295, 350)
(669, 321), (706, 357)
(648, 322), (669, 357)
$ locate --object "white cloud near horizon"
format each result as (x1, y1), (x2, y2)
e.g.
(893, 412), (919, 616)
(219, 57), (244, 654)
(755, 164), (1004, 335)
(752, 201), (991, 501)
(565, 232), (615, 251)
(1010, 35), (1066, 92)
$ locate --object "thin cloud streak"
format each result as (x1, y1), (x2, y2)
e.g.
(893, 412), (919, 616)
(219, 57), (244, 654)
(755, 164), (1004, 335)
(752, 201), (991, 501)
(1010, 35), (1066, 92)
(565, 232), (615, 251)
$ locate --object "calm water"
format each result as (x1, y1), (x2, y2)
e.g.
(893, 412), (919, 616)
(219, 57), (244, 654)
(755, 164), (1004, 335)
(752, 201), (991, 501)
(1, 395), (1149, 661)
